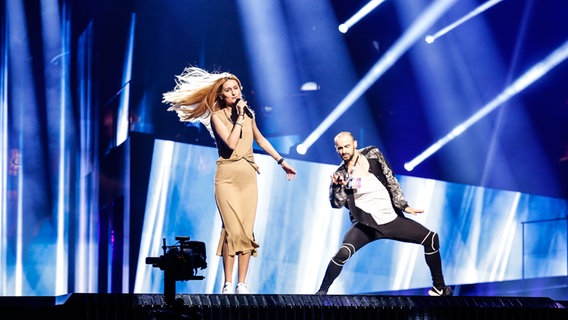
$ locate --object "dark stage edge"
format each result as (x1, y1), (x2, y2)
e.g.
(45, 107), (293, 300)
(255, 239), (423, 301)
(1, 293), (567, 320)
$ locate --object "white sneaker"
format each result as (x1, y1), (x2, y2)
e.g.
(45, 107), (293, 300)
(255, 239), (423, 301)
(428, 285), (453, 296)
(222, 282), (234, 294)
(236, 282), (249, 294)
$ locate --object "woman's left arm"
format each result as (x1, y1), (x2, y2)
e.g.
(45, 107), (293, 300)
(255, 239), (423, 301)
(252, 119), (297, 180)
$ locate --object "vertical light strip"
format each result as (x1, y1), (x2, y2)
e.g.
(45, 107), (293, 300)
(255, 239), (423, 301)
(76, 26), (88, 292)
(40, 0), (68, 295)
(116, 13), (135, 147)
(490, 192), (519, 281)
(6, 0), (29, 297)
(76, 21), (96, 293)
(15, 155), (23, 296)
(56, 35), (68, 295)
(0, 7), (8, 294)
(133, 140), (173, 293)
(122, 141), (131, 292)
(120, 13), (136, 292)
(86, 33), (98, 294)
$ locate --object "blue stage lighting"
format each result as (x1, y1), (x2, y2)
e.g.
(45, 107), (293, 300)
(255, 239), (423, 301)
(338, 0), (388, 34)
(406, 39), (568, 171)
(296, 143), (308, 155)
(116, 14), (136, 147)
(299, 0), (457, 153)
(425, 0), (503, 44)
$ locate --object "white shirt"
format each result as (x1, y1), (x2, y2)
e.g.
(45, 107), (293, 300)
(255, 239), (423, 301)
(353, 174), (398, 225)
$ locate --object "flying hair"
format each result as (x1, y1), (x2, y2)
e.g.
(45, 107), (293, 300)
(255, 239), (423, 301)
(162, 66), (241, 137)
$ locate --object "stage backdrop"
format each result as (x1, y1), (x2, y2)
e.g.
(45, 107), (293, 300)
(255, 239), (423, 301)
(134, 139), (568, 295)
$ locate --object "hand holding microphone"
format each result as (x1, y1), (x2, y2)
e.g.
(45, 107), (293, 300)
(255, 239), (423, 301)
(235, 98), (254, 118)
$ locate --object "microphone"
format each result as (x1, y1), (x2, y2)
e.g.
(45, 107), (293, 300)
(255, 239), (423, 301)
(244, 106), (254, 119)
(235, 98), (254, 118)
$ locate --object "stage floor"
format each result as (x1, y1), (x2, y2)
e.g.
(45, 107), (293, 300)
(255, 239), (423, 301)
(2, 277), (568, 319)
(1, 293), (567, 320)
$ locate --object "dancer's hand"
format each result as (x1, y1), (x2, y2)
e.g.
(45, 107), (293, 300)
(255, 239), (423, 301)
(404, 207), (424, 215)
(331, 172), (348, 186)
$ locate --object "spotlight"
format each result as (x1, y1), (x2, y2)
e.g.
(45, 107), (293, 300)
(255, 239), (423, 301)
(301, 82), (320, 91)
(338, 0), (388, 34)
(296, 144), (308, 155)
(425, 0), (504, 44)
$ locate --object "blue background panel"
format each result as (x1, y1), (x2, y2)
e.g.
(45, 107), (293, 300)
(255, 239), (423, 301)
(134, 141), (568, 295)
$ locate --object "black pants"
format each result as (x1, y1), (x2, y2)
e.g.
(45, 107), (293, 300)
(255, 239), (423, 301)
(317, 216), (446, 293)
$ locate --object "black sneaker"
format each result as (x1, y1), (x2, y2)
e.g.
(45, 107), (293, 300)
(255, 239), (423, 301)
(315, 290), (327, 295)
(428, 285), (453, 296)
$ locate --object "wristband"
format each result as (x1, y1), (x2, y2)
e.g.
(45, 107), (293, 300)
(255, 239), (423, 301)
(277, 157), (285, 165)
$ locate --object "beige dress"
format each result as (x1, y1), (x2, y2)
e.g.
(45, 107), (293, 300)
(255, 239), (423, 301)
(213, 108), (260, 257)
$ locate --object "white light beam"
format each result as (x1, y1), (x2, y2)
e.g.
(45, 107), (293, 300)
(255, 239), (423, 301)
(405, 38), (568, 171)
(425, 0), (504, 44)
(298, 0), (457, 153)
(339, 0), (387, 33)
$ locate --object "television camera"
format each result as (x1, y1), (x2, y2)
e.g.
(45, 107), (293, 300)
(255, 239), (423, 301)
(146, 236), (207, 305)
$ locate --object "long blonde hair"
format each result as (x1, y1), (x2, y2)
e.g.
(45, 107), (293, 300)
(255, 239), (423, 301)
(162, 66), (242, 136)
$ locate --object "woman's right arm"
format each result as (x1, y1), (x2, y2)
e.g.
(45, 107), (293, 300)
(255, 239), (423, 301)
(210, 113), (244, 150)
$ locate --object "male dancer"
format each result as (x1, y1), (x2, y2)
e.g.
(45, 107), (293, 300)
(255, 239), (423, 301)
(315, 131), (453, 296)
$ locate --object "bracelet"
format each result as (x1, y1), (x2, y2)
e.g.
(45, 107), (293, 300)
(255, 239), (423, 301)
(235, 122), (243, 127)
(277, 157), (285, 165)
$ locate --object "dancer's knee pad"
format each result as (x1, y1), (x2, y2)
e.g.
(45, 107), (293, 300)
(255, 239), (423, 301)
(332, 243), (356, 266)
(422, 231), (439, 255)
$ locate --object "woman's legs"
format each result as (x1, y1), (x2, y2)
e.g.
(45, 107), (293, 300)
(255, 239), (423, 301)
(222, 241), (251, 293)
(237, 252), (251, 284)
(222, 242), (252, 283)
(222, 241), (235, 283)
